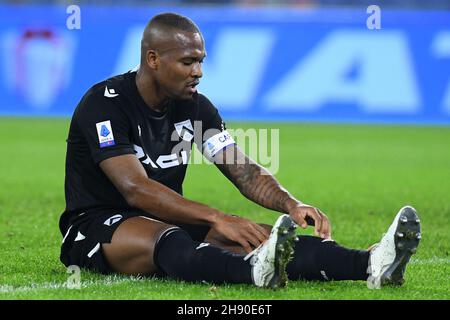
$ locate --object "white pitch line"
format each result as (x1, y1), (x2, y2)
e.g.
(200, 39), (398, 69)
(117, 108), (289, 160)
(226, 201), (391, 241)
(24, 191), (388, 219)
(0, 258), (448, 294)
(0, 276), (144, 294)
(410, 257), (450, 266)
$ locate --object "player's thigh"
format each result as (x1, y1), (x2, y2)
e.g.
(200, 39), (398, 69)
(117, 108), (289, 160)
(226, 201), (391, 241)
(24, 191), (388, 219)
(204, 223), (272, 254)
(102, 216), (177, 276)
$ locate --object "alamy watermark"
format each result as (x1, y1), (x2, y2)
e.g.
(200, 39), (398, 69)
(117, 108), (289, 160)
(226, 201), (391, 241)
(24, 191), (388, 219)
(366, 5), (381, 30)
(66, 265), (81, 289)
(66, 5), (81, 30)
(134, 122), (280, 175)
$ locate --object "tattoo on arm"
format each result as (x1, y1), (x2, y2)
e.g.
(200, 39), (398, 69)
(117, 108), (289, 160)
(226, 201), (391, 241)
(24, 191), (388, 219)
(216, 147), (297, 213)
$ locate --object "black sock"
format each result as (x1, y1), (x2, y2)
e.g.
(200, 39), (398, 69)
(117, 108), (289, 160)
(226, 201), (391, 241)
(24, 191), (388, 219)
(286, 235), (369, 281)
(153, 227), (252, 284)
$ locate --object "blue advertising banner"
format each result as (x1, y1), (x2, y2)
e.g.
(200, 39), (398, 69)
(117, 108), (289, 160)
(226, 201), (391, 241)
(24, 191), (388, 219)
(1, 5), (450, 124)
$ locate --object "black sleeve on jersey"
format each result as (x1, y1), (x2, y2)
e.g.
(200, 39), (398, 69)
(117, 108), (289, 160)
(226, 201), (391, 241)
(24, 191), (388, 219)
(197, 93), (227, 140)
(74, 91), (135, 164)
(195, 93), (236, 160)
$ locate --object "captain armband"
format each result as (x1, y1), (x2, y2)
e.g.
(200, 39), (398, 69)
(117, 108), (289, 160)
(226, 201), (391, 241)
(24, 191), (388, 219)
(202, 130), (235, 161)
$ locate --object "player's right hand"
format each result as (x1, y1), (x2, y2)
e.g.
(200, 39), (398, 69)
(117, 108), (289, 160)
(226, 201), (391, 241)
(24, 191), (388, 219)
(287, 203), (332, 239)
(212, 214), (270, 253)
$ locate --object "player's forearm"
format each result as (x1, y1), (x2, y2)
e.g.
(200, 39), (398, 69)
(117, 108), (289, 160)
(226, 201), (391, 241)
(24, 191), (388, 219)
(219, 159), (300, 214)
(126, 177), (223, 226)
(239, 163), (300, 213)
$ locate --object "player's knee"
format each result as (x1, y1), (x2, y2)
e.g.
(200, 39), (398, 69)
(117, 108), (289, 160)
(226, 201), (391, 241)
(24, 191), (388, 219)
(103, 218), (178, 276)
(129, 224), (180, 274)
(152, 227), (209, 281)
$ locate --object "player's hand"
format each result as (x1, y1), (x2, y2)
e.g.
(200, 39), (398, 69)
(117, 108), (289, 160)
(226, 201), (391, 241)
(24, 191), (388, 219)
(212, 214), (270, 253)
(287, 203), (332, 239)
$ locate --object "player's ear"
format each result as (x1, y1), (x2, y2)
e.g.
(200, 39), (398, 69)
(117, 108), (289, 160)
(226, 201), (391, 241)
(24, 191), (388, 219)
(146, 50), (159, 70)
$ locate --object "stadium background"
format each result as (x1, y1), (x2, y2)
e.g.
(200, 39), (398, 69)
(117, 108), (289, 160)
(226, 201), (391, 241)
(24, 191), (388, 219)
(0, 0), (449, 300)
(2, 1), (450, 123)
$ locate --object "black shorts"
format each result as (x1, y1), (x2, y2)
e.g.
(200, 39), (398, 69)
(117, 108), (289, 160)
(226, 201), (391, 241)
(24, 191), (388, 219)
(59, 209), (211, 274)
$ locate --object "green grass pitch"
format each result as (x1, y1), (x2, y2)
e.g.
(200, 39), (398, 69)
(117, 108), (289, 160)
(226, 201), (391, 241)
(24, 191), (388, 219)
(0, 118), (449, 299)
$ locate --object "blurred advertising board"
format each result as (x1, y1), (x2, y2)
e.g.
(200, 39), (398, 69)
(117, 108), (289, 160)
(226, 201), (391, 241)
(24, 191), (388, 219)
(1, 5), (449, 124)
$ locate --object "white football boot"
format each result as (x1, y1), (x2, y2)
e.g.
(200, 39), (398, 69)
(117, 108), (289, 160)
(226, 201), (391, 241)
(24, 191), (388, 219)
(367, 206), (421, 289)
(246, 214), (297, 289)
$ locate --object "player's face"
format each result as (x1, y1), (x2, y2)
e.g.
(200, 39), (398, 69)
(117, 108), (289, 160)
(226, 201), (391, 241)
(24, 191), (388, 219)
(157, 32), (205, 100)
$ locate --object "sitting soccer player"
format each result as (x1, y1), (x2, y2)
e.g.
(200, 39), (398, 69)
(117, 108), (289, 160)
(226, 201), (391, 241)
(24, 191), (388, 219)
(59, 13), (421, 289)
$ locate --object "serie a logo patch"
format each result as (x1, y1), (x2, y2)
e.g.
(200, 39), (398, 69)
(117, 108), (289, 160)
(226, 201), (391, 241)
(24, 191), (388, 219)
(96, 120), (115, 148)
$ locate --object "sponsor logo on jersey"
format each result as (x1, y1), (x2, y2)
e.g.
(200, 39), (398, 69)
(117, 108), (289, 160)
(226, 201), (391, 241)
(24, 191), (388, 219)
(103, 214), (123, 226)
(133, 144), (189, 169)
(96, 120), (115, 148)
(174, 119), (194, 142)
(104, 85), (119, 98)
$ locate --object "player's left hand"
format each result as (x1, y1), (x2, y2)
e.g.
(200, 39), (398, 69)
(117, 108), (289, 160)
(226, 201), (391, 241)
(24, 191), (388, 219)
(287, 203), (332, 239)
